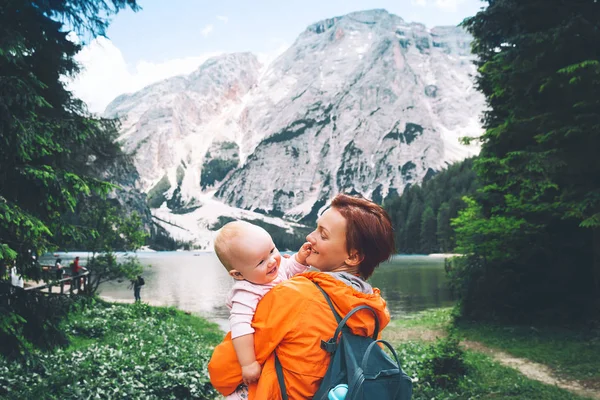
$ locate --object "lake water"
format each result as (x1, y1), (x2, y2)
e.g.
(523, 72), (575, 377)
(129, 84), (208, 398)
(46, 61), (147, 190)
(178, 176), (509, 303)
(49, 252), (454, 331)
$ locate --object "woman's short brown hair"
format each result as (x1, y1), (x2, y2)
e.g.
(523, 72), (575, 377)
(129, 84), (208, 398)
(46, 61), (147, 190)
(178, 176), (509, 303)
(330, 193), (395, 280)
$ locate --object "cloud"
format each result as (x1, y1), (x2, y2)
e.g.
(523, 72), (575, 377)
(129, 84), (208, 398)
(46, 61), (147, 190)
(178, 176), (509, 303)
(433, 0), (467, 11)
(201, 24), (214, 37)
(406, 12), (423, 23)
(67, 36), (222, 113)
(409, 0), (470, 11)
(216, 15), (229, 23)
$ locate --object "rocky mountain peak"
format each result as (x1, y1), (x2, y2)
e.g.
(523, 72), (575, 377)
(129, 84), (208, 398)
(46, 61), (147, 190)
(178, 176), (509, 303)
(105, 9), (486, 247)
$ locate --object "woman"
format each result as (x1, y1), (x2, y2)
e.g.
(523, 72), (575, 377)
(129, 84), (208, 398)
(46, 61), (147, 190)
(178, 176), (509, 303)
(54, 258), (64, 280)
(208, 194), (395, 399)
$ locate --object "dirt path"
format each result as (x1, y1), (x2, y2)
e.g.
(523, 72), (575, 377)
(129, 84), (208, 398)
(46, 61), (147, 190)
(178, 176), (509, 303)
(462, 340), (600, 400)
(384, 327), (600, 400)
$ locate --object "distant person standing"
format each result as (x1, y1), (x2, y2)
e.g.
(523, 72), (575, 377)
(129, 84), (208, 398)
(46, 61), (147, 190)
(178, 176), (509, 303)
(10, 263), (24, 289)
(55, 258), (64, 280)
(131, 275), (145, 302)
(71, 256), (82, 291)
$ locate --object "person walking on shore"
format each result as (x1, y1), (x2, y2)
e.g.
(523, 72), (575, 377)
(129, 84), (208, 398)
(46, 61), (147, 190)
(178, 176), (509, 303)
(131, 275), (145, 302)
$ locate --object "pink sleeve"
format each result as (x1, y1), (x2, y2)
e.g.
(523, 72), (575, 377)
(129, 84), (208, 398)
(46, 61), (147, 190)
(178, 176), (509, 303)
(281, 255), (310, 279)
(229, 284), (262, 339)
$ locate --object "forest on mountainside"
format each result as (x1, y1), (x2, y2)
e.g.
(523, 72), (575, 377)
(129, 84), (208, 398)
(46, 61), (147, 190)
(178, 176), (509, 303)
(384, 158), (479, 255)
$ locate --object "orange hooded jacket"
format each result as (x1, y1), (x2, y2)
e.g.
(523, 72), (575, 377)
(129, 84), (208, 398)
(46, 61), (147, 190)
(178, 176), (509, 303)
(208, 271), (390, 399)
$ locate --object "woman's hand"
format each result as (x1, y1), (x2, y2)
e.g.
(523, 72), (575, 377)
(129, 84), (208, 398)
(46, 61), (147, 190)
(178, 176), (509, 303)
(241, 361), (262, 385)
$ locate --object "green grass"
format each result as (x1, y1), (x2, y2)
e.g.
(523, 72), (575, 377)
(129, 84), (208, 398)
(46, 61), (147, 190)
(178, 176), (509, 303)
(397, 340), (592, 399)
(389, 307), (600, 383)
(455, 320), (600, 382)
(456, 351), (591, 399)
(390, 307), (454, 329)
(3, 300), (596, 400)
(386, 307), (599, 398)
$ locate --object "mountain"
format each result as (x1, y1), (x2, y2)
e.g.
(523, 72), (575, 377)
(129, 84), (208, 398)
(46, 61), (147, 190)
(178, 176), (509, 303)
(104, 9), (485, 248)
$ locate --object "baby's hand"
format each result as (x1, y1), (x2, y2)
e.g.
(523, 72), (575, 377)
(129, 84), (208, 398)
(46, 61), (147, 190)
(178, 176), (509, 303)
(242, 361), (262, 385)
(295, 242), (312, 265)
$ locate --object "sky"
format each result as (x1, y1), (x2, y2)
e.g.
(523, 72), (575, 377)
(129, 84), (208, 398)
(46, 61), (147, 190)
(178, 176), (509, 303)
(69, 0), (486, 113)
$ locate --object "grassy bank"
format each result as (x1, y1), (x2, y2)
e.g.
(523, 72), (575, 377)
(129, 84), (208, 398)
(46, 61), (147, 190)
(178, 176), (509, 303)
(2, 301), (596, 399)
(0, 299), (222, 399)
(388, 307), (600, 382)
(387, 308), (596, 400)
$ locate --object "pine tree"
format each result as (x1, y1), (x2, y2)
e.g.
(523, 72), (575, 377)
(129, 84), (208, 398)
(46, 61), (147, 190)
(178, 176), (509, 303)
(0, 0), (140, 278)
(404, 189), (424, 253)
(420, 206), (437, 254)
(453, 0), (600, 321)
(384, 158), (479, 254)
(436, 203), (451, 253)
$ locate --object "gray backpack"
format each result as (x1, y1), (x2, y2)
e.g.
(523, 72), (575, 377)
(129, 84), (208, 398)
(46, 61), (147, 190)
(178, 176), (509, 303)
(275, 282), (413, 400)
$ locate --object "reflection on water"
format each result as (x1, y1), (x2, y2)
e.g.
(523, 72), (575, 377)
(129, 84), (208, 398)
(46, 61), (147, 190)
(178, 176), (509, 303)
(45, 252), (454, 331)
(369, 255), (454, 316)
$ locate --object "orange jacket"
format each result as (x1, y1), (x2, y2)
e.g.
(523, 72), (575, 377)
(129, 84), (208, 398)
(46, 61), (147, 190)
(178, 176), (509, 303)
(208, 271), (390, 399)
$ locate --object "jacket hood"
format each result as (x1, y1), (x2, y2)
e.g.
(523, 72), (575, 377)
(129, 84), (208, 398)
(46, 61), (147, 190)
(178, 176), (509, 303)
(299, 271), (390, 337)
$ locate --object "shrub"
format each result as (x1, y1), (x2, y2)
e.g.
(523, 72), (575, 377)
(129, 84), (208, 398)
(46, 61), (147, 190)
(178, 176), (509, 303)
(0, 285), (77, 359)
(420, 333), (468, 390)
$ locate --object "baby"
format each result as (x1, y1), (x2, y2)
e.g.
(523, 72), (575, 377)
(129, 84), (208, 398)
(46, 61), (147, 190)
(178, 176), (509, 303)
(214, 221), (311, 397)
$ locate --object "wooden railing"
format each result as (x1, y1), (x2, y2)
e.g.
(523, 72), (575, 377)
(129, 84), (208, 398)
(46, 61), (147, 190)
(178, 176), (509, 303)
(24, 268), (90, 295)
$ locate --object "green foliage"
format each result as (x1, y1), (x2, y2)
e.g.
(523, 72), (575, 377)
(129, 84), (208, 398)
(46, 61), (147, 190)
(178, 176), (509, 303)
(0, 298), (590, 399)
(0, 301), (222, 399)
(384, 158), (479, 254)
(419, 206), (436, 254)
(85, 253), (144, 295)
(450, 0), (600, 323)
(57, 200), (148, 294)
(452, 197), (528, 261)
(0, 0), (139, 279)
(420, 333), (468, 390)
(63, 200), (148, 254)
(0, 289), (81, 359)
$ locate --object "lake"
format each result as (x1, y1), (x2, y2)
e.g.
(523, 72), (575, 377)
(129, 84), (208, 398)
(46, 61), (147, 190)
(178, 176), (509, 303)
(49, 252), (455, 331)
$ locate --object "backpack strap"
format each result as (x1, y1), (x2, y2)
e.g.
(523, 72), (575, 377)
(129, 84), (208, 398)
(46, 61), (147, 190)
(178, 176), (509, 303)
(274, 352), (289, 400)
(312, 282), (380, 349)
(332, 305), (380, 342)
(361, 339), (402, 378)
(313, 282), (342, 353)
(313, 281), (342, 322)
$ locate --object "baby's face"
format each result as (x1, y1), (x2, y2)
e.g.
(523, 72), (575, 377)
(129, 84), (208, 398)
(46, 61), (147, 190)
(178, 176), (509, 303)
(230, 230), (281, 285)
